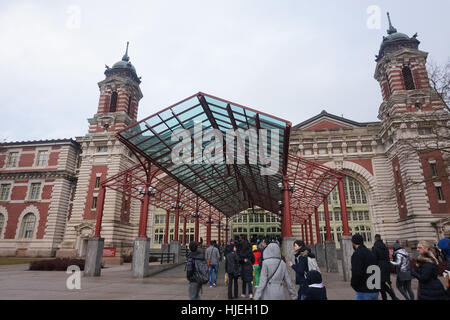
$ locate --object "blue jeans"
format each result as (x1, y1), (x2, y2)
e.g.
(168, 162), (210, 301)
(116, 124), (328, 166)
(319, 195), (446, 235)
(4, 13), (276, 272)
(209, 264), (218, 285)
(355, 292), (379, 300)
(242, 281), (252, 295)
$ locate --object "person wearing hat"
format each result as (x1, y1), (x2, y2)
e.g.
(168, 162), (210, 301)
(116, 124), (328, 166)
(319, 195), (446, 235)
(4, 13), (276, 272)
(252, 244), (261, 288)
(350, 233), (380, 300)
(390, 241), (414, 300)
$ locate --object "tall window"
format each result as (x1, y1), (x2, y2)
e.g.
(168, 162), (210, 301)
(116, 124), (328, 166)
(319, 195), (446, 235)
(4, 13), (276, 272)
(21, 213), (36, 239)
(95, 177), (101, 189)
(6, 152), (18, 167)
(402, 66), (415, 90)
(430, 163), (438, 177)
(127, 96), (133, 115)
(109, 92), (118, 112)
(36, 151), (48, 167)
(29, 183), (41, 200)
(0, 213), (4, 237)
(0, 184), (11, 201)
(436, 186), (444, 201)
(91, 196), (98, 209)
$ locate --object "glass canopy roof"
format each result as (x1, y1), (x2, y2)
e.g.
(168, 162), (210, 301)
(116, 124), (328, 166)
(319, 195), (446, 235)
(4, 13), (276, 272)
(116, 92), (292, 217)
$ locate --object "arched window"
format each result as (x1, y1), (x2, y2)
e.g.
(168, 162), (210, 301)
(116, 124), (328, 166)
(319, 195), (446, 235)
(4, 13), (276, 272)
(0, 213), (4, 238)
(109, 92), (118, 112)
(402, 66), (415, 90)
(21, 213), (36, 239)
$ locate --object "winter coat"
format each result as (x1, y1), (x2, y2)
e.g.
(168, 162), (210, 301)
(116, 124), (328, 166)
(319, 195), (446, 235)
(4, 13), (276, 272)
(186, 251), (205, 283)
(372, 240), (392, 283)
(253, 243), (297, 300)
(225, 251), (240, 277)
(291, 247), (316, 294)
(303, 270), (327, 300)
(224, 243), (234, 257)
(239, 248), (255, 282)
(351, 244), (379, 293)
(253, 251), (261, 266)
(411, 253), (448, 300)
(205, 245), (220, 265)
(390, 248), (412, 281)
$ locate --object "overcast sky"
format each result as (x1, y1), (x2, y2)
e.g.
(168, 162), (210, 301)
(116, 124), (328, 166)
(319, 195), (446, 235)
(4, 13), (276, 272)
(1, 0), (449, 142)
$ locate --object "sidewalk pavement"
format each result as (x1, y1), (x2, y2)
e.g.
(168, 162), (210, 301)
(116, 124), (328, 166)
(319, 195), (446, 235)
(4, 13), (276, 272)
(0, 260), (422, 300)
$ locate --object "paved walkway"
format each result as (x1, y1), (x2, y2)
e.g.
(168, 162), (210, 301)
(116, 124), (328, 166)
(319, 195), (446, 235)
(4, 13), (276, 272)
(0, 261), (421, 300)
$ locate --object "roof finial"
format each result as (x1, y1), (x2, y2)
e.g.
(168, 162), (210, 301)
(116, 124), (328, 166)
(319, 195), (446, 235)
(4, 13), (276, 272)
(122, 41), (130, 62)
(386, 12), (397, 35)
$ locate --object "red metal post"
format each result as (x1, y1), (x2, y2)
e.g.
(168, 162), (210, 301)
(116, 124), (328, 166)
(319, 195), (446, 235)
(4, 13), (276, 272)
(301, 223), (305, 241)
(194, 197), (199, 243)
(174, 184), (180, 242)
(218, 219), (221, 246)
(206, 216), (211, 246)
(309, 215), (314, 245)
(164, 210), (170, 244)
(138, 185), (150, 238)
(338, 178), (351, 236)
(182, 216), (187, 246)
(304, 222), (309, 245)
(281, 177), (293, 238)
(314, 207), (321, 244)
(225, 218), (229, 244)
(323, 196), (332, 241)
(94, 186), (106, 238)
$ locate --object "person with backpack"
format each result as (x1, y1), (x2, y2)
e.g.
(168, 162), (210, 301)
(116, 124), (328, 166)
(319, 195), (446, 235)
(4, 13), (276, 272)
(205, 240), (221, 288)
(390, 242), (414, 300)
(225, 244), (240, 299)
(253, 243), (297, 300)
(372, 234), (399, 300)
(239, 240), (255, 298)
(289, 240), (316, 300)
(303, 270), (327, 300)
(186, 241), (208, 300)
(252, 244), (261, 288)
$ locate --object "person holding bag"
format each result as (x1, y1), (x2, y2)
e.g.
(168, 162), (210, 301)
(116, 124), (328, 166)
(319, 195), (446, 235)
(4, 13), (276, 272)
(253, 243), (297, 300)
(390, 242), (414, 300)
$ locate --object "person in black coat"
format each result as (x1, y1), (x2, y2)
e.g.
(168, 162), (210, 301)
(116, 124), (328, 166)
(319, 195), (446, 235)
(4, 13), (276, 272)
(289, 240), (315, 300)
(351, 234), (380, 300)
(303, 270), (327, 300)
(239, 240), (255, 298)
(225, 244), (240, 299)
(372, 234), (399, 300)
(411, 241), (449, 300)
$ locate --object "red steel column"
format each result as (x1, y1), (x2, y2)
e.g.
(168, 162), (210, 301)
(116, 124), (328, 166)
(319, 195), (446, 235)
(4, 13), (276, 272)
(304, 222), (309, 245)
(182, 216), (187, 246)
(338, 178), (351, 236)
(301, 224), (305, 241)
(323, 196), (332, 241)
(309, 215), (314, 245)
(138, 185), (150, 238)
(281, 177), (293, 238)
(218, 221), (222, 246)
(314, 207), (321, 244)
(94, 186), (106, 238)
(174, 208), (180, 242)
(195, 217), (199, 243)
(225, 219), (229, 244)
(164, 210), (170, 244)
(206, 216), (211, 245)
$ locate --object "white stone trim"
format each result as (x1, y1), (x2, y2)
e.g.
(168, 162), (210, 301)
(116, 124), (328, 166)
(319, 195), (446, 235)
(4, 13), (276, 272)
(0, 206), (8, 239)
(15, 205), (41, 240)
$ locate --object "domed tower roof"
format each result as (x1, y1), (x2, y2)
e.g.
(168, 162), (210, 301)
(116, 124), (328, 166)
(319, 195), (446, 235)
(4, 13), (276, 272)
(375, 12), (420, 62)
(104, 42), (141, 83)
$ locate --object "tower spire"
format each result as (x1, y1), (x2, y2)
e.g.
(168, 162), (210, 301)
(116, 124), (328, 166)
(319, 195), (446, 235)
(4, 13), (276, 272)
(386, 12), (397, 35)
(122, 41), (130, 62)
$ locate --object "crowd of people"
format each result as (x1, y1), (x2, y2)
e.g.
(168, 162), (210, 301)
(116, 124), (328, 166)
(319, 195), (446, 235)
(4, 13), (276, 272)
(185, 233), (450, 300)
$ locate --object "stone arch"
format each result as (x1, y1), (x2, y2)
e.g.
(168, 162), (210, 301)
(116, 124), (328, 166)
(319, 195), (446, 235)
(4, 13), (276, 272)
(0, 206), (8, 239)
(15, 205), (40, 240)
(322, 160), (379, 237)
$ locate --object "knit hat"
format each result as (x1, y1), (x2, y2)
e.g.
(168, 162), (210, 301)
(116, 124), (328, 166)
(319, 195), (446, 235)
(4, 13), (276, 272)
(393, 242), (402, 251)
(351, 234), (364, 245)
(252, 245), (258, 251)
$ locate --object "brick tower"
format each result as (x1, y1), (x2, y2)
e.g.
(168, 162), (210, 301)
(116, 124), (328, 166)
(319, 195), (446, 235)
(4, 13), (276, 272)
(374, 13), (450, 245)
(57, 43), (143, 258)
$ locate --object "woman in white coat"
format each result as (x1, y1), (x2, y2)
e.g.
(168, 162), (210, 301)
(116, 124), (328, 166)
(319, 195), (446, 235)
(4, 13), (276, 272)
(253, 243), (297, 300)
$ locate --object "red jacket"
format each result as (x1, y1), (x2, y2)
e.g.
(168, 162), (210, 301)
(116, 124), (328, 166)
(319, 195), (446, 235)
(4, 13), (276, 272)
(253, 251), (261, 266)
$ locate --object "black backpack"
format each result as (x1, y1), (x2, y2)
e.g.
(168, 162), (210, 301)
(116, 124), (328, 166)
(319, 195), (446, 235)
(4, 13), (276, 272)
(186, 257), (209, 285)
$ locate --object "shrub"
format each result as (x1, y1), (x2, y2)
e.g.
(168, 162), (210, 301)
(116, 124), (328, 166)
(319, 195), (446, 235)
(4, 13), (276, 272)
(29, 258), (85, 271)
